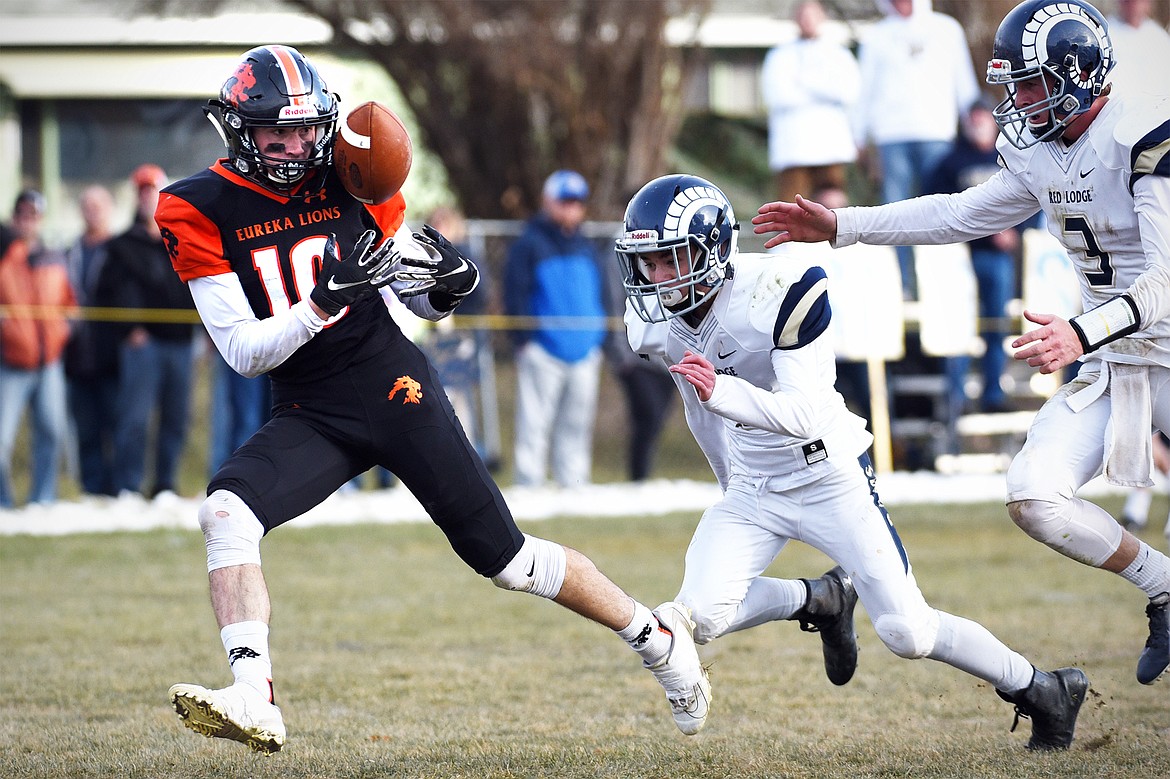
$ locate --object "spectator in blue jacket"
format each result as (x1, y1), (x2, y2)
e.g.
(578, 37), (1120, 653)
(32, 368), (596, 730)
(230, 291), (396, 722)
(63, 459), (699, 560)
(504, 170), (607, 487)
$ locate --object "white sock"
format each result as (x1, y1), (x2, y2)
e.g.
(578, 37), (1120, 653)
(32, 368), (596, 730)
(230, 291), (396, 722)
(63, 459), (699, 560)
(616, 601), (673, 666)
(221, 621), (273, 702)
(929, 611), (1034, 693)
(1119, 542), (1170, 600)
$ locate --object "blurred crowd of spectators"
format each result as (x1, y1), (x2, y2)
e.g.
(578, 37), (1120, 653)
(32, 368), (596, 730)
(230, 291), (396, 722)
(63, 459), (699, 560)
(2, 0), (1168, 522)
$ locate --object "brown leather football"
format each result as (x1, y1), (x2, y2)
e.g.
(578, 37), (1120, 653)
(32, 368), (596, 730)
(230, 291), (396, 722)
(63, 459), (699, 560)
(333, 101), (412, 204)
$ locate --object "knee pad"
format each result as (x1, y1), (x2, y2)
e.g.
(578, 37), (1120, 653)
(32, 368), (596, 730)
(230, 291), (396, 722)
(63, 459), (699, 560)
(690, 613), (726, 646)
(1007, 498), (1063, 543)
(199, 489), (264, 573)
(685, 600), (732, 646)
(1008, 498), (1122, 566)
(491, 534), (566, 600)
(874, 609), (940, 659)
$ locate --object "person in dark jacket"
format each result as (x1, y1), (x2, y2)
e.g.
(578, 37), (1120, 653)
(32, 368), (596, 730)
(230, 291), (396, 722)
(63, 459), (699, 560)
(64, 184), (120, 496)
(98, 164), (198, 498)
(504, 170), (607, 487)
(926, 101), (1039, 415)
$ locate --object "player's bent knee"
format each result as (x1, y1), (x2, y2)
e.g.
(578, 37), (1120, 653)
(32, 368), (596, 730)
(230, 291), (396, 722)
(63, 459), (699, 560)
(199, 489), (264, 573)
(491, 534), (566, 600)
(687, 602), (733, 645)
(874, 611), (939, 659)
(1007, 498), (1063, 543)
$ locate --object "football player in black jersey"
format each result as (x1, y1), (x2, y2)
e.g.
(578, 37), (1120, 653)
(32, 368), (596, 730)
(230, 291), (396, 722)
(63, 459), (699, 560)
(157, 45), (709, 753)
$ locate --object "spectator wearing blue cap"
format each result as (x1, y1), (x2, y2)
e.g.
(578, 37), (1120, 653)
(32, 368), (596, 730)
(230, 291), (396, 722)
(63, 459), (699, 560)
(505, 170), (607, 487)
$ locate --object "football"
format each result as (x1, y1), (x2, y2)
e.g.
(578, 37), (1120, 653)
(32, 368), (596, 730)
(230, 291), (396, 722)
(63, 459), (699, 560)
(333, 101), (412, 205)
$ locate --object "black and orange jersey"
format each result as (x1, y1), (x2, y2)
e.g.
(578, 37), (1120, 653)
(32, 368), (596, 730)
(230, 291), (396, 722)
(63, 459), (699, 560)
(156, 160), (407, 385)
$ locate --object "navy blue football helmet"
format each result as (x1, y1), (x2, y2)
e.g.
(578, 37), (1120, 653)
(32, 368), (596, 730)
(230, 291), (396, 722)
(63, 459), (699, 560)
(986, 0), (1113, 149)
(205, 45), (339, 194)
(615, 174), (739, 323)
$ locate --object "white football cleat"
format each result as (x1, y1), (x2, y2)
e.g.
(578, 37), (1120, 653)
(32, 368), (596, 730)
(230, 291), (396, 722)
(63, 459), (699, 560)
(646, 601), (711, 735)
(168, 682), (286, 754)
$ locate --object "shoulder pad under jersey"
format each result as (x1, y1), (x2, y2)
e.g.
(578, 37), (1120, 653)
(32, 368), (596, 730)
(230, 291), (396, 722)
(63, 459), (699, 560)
(745, 261), (831, 350)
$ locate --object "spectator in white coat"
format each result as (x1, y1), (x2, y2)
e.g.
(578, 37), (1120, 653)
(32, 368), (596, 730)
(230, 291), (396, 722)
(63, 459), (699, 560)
(852, 0), (980, 297)
(1107, 0), (1170, 97)
(761, 1), (861, 203)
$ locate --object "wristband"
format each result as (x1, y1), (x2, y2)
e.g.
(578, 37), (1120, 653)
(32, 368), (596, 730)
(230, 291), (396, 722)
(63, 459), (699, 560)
(1068, 294), (1140, 353)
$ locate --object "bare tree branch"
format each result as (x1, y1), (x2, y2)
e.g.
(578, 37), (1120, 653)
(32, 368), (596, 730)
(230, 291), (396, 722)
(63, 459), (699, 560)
(274, 0), (711, 218)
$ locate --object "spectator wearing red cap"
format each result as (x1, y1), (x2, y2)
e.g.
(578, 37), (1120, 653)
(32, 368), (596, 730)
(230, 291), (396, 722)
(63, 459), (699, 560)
(95, 165), (199, 499)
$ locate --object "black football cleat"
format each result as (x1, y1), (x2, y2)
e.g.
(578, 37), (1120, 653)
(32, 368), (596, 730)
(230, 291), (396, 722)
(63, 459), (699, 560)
(791, 566), (858, 686)
(1137, 592), (1169, 685)
(997, 667), (1089, 751)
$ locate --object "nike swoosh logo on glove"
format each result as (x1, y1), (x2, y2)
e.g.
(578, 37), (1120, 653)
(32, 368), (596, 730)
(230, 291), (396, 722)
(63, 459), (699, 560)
(326, 277), (368, 291)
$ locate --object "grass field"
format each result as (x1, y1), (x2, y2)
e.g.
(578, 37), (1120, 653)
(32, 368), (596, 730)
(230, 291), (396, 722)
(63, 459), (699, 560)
(2, 500), (1168, 779)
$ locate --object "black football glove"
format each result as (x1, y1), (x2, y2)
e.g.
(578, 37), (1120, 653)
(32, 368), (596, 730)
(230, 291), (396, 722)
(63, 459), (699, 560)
(309, 230), (399, 317)
(391, 224), (480, 311)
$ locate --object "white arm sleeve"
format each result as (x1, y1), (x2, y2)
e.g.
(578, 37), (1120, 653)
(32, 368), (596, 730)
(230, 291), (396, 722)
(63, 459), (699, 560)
(190, 273), (328, 378)
(1128, 174), (1170, 328)
(833, 168), (1040, 249)
(701, 346), (821, 440)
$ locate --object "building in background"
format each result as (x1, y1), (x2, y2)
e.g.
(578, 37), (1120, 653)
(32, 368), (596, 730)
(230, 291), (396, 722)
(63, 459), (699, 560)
(0, 0), (893, 241)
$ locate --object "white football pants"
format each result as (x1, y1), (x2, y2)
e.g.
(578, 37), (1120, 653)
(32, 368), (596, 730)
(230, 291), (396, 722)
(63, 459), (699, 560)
(677, 456), (1034, 692)
(1006, 362), (1170, 565)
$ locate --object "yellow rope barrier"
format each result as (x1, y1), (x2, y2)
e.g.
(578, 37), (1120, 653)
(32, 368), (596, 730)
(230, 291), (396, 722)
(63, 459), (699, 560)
(0, 305), (630, 331)
(1, 304), (1023, 334)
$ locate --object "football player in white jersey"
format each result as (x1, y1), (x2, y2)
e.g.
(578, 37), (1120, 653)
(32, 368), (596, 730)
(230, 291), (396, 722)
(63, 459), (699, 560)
(753, 0), (1170, 688)
(617, 173), (1087, 750)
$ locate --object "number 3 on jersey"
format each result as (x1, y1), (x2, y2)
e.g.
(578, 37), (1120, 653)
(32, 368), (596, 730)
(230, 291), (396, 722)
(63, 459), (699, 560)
(1062, 215), (1113, 287)
(252, 235), (331, 313)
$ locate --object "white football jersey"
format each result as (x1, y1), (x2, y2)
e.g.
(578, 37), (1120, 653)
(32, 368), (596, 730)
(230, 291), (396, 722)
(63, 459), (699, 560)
(624, 253), (872, 487)
(834, 94), (1170, 347)
(997, 96), (1169, 332)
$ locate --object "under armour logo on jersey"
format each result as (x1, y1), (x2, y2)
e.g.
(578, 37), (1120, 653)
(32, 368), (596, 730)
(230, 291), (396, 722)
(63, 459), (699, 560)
(228, 646), (261, 665)
(302, 187), (329, 204)
(388, 375), (423, 404)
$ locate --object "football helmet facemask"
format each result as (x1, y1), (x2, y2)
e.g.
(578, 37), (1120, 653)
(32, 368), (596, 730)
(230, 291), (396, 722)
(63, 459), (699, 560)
(985, 0), (1113, 150)
(205, 45), (339, 195)
(616, 175), (739, 324)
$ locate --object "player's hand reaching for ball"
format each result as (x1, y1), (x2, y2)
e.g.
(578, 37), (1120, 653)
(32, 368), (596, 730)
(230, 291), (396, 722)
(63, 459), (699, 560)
(309, 230), (399, 318)
(390, 224), (480, 311)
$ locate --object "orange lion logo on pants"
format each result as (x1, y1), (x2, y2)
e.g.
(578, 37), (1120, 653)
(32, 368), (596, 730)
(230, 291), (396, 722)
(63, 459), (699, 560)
(388, 376), (423, 404)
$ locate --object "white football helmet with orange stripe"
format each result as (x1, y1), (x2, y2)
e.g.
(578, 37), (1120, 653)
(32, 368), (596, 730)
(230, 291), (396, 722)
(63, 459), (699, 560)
(205, 45), (339, 195)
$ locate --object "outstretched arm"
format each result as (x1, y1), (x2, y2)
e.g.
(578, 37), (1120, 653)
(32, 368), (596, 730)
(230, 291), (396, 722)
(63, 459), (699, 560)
(751, 195), (838, 249)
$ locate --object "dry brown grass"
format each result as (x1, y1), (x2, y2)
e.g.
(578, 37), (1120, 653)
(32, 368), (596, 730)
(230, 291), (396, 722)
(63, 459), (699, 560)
(2, 501), (1168, 778)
